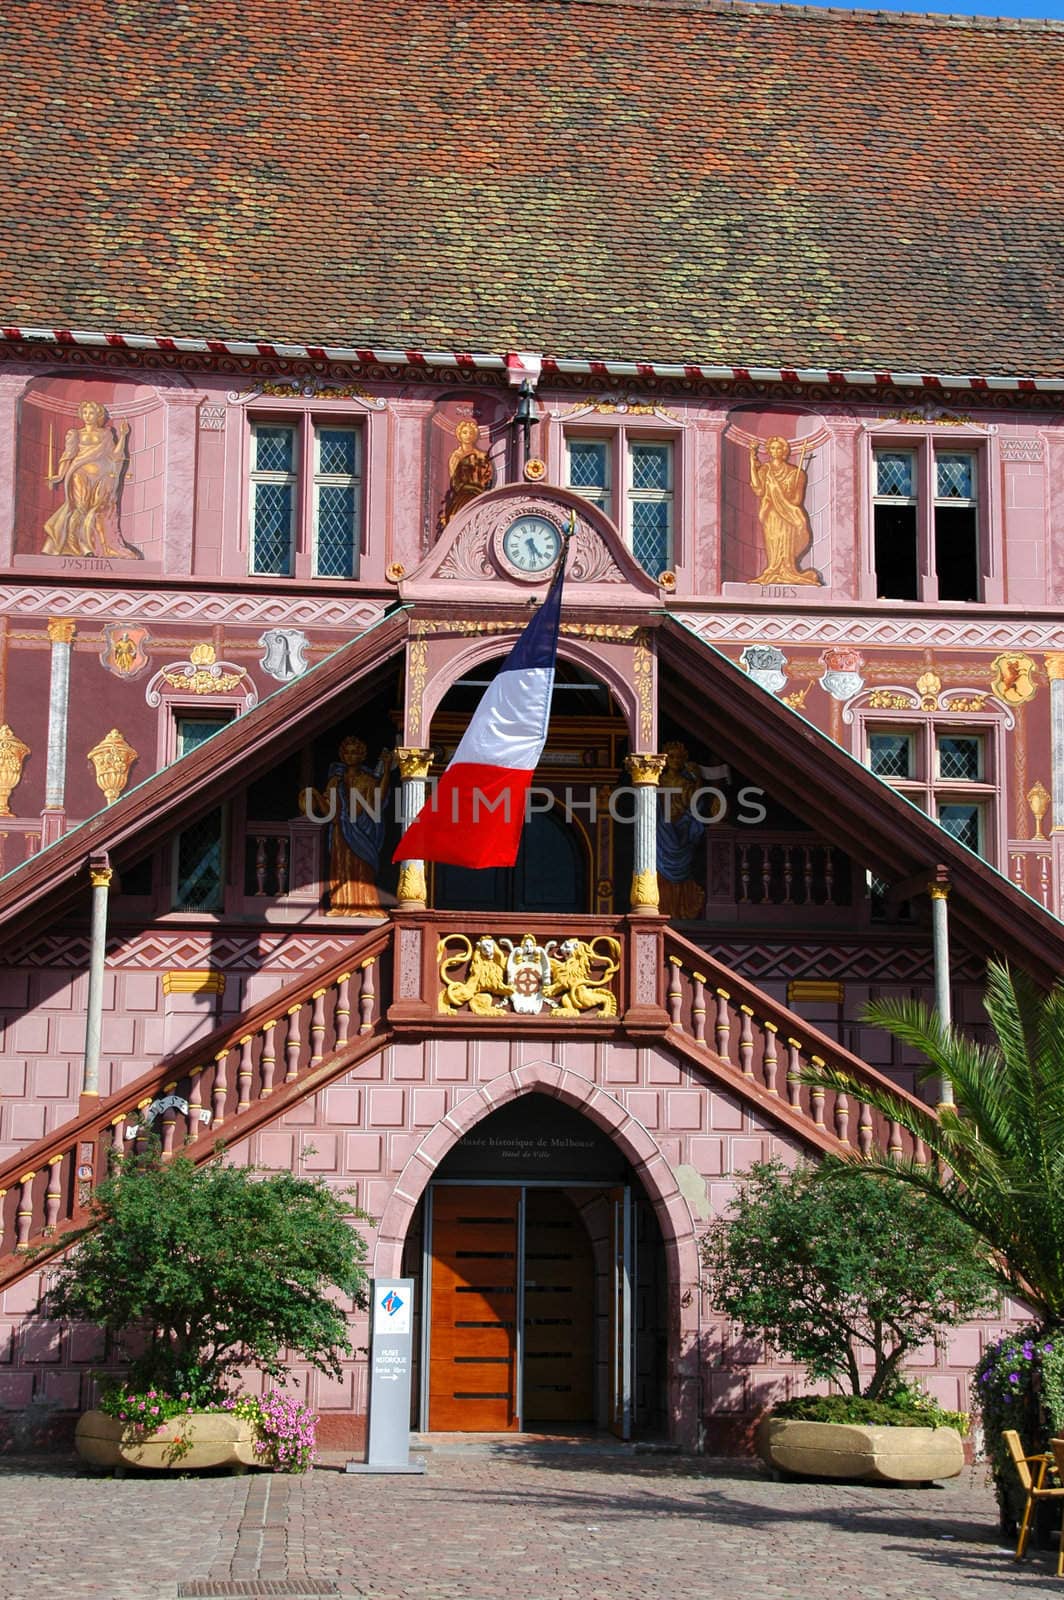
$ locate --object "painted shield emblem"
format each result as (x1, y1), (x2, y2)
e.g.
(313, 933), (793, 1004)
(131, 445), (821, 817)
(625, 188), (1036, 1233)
(818, 646), (864, 703)
(259, 628), (310, 683)
(101, 623), (151, 679)
(991, 653), (1038, 706)
(740, 644), (788, 697)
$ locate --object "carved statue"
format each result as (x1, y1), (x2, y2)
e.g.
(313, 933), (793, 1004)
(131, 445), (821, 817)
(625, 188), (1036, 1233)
(544, 936), (621, 1016)
(748, 436), (821, 586)
(440, 419), (493, 529)
(657, 741), (708, 920)
(438, 934), (514, 1014)
(304, 737), (393, 917)
(42, 401), (141, 559)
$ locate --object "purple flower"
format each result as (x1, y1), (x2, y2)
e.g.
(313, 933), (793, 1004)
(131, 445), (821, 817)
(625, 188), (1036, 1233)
(1009, 1373), (1020, 1384)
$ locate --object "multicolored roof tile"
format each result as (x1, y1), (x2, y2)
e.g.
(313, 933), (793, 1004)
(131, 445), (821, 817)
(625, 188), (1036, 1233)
(4, 0), (1063, 377)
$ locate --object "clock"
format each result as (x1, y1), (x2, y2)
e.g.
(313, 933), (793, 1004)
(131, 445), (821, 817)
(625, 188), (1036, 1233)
(499, 513), (563, 578)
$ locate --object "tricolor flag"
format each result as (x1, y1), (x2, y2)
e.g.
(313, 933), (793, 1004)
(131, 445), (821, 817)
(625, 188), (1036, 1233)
(393, 542), (567, 869)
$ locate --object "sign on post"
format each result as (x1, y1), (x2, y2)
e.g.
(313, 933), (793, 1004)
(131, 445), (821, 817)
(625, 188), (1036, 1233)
(346, 1276), (425, 1475)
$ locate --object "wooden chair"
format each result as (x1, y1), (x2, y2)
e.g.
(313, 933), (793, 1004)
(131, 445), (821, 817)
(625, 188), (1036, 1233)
(1003, 1429), (1064, 1572)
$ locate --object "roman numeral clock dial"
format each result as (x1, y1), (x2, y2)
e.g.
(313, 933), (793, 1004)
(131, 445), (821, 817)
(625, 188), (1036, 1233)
(499, 513), (563, 578)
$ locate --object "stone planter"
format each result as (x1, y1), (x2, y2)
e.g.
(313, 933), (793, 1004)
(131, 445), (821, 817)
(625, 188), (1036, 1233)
(75, 1409), (259, 1473)
(757, 1414), (965, 1484)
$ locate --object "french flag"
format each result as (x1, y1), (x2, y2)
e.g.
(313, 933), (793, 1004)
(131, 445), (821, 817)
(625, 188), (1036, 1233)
(393, 547), (567, 869)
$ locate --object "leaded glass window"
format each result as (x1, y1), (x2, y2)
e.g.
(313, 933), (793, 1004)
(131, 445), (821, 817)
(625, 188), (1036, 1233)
(869, 732), (914, 780)
(936, 453), (975, 501)
(628, 441), (672, 575)
(875, 451), (915, 499)
(250, 424), (296, 576)
(567, 438), (610, 509)
(938, 802), (982, 854)
(173, 808), (226, 911)
(937, 733), (983, 782)
(313, 426), (360, 578)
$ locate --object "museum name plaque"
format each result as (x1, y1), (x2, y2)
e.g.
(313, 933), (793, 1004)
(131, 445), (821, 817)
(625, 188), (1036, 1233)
(345, 1277), (426, 1476)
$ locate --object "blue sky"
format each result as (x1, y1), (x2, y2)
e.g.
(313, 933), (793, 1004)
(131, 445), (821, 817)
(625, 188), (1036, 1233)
(787, 0), (1064, 15)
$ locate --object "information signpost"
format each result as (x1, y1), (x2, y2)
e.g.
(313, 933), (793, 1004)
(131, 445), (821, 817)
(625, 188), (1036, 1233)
(346, 1276), (426, 1475)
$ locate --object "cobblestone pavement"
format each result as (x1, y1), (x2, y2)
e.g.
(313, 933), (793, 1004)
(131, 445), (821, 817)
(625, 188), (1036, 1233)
(3, 1443), (1064, 1599)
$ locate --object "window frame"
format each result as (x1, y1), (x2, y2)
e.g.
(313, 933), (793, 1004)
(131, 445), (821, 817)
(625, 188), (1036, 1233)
(858, 710), (1003, 864)
(562, 421), (680, 575)
(864, 430), (1001, 604)
(246, 412), (364, 581)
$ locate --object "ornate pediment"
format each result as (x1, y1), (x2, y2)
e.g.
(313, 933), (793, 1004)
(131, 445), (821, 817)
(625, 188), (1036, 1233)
(397, 485), (665, 604)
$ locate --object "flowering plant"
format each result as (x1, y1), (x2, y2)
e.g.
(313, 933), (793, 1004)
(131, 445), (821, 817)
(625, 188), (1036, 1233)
(225, 1390), (318, 1473)
(96, 1382), (319, 1472)
(973, 1325), (1064, 1534)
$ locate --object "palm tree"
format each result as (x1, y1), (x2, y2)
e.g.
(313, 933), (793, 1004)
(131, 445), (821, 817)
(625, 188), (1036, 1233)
(809, 959), (1064, 1324)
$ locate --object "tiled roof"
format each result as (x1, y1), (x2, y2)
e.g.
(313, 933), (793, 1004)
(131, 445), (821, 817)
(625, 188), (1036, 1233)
(5, 0), (1063, 378)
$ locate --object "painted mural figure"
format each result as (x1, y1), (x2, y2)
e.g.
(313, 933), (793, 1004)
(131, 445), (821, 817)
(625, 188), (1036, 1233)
(440, 419), (493, 529)
(42, 401), (140, 559)
(657, 741), (707, 919)
(748, 436), (821, 586)
(308, 737), (394, 917)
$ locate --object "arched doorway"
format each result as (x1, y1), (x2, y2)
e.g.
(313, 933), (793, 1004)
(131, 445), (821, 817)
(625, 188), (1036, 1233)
(403, 1094), (668, 1436)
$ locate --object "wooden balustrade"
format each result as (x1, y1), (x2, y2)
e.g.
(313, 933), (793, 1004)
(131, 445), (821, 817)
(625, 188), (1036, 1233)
(246, 829), (291, 898)
(662, 927), (933, 1163)
(0, 923), (392, 1285)
(735, 837), (851, 908)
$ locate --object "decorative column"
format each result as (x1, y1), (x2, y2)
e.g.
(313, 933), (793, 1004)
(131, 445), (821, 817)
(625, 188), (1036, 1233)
(928, 868), (953, 1108)
(624, 753), (666, 915)
(395, 748), (434, 910)
(1046, 653), (1064, 918)
(42, 617), (76, 845)
(82, 851), (112, 1106)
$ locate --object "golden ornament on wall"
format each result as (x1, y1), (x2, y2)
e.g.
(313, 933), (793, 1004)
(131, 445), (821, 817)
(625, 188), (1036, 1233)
(991, 653), (1038, 706)
(916, 670), (942, 710)
(523, 457), (547, 482)
(0, 725), (30, 816)
(1027, 780), (1051, 841)
(87, 728), (138, 805)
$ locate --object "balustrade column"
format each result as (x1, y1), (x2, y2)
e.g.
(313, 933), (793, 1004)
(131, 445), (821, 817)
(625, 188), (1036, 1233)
(624, 753), (667, 915)
(42, 617), (76, 844)
(82, 852), (112, 1105)
(928, 871), (954, 1108)
(395, 747), (434, 910)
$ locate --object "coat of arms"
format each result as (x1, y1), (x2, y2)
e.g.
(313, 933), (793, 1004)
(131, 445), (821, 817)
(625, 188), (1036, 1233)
(991, 653), (1038, 706)
(100, 623), (151, 679)
(818, 645), (864, 703)
(259, 628), (309, 683)
(740, 645), (788, 696)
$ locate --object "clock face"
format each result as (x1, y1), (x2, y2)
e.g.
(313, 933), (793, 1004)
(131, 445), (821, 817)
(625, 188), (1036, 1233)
(500, 514), (562, 576)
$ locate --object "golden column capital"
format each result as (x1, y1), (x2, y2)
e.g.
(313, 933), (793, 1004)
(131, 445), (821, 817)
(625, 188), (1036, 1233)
(396, 747), (434, 781)
(927, 883), (950, 901)
(47, 617), (77, 645)
(89, 867), (113, 889)
(1044, 652), (1064, 682)
(625, 752), (667, 786)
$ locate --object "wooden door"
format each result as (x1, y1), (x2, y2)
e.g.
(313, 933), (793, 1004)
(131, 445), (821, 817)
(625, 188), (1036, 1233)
(428, 1186), (519, 1431)
(523, 1189), (594, 1425)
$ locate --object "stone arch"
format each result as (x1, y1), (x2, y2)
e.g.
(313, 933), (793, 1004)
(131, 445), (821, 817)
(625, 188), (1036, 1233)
(373, 1060), (700, 1337)
(419, 632), (640, 746)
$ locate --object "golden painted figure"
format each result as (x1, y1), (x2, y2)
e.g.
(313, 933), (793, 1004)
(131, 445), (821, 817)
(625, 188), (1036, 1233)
(657, 740), (708, 919)
(305, 737), (393, 917)
(43, 401), (140, 559)
(440, 418), (493, 528)
(748, 436), (821, 586)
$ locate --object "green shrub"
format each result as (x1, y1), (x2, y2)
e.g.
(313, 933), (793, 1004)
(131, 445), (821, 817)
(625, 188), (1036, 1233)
(46, 1143), (369, 1398)
(702, 1159), (996, 1399)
